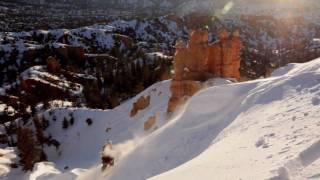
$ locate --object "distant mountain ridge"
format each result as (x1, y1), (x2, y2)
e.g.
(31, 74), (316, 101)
(6, 0), (191, 9)
(3, 0), (320, 22)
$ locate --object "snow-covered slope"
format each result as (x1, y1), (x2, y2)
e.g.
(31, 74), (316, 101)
(0, 80), (172, 179)
(2, 58), (320, 179)
(148, 60), (320, 180)
(85, 58), (319, 180)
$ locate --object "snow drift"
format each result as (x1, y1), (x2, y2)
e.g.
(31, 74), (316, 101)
(1, 58), (320, 180)
(98, 58), (320, 180)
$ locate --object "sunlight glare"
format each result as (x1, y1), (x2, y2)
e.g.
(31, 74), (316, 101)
(222, 1), (234, 15)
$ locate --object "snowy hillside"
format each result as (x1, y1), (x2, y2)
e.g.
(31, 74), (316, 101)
(90, 59), (320, 179)
(150, 61), (320, 179)
(86, 58), (320, 180)
(1, 58), (320, 179)
(0, 79), (172, 179)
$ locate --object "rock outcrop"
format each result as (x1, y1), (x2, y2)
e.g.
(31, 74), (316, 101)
(17, 66), (88, 106)
(130, 96), (151, 117)
(167, 29), (242, 114)
(167, 80), (202, 113)
(144, 116), (156, 131)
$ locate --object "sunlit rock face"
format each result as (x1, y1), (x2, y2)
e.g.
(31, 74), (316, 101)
(11, 65), (98, 108)
(208, 29), (242, 79)
(144, 115), (156, 131)
(173, 29), (210, 82)
(168, 28), (242, 114)
(130, 96), (151, 117)
(167, 80), (202, 113)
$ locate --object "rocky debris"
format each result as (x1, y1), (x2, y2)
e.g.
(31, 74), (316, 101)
(144, 116), (156, 131)
(167, 28), (242, 114)
(46, 56), (61, 73)
(130, 96), (151, 117)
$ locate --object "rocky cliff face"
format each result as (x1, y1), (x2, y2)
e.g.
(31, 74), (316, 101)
(167, 29), (242, 113)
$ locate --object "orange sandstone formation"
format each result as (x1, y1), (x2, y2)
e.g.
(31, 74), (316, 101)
(167, 80), (202, 113)
(173, 30), (211, 82)
(130, 96), (151, 117)
(144, 116), (156, 131)
(167, 29), (242, 114)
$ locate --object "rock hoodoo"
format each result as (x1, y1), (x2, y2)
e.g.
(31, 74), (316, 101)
(167, 29), (242, 114)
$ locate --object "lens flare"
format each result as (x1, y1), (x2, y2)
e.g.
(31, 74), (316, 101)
(222, 1), (234, 15)
(213, 1), (234, 21)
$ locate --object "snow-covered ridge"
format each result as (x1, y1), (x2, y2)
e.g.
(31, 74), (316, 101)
(0, 15), (185, 53)
(148, 59), (320, 180)
(90, 58), (319, 180)
(2, 58), (320, 179)
(21, 66), (84, 96)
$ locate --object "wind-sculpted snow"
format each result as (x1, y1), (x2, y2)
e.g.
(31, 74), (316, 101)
(149, 59), (320, 180)
(18, 58), (317, 180)
(1, 58), (320, 179)
(96, 58), (320, 180)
